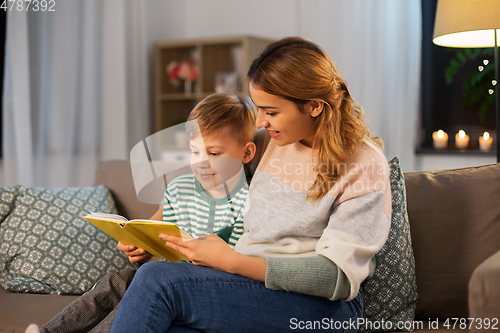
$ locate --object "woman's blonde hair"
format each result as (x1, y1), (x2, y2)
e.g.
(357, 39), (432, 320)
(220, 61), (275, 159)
(248, 37), (383, 200)
(187, 93), (257, 144)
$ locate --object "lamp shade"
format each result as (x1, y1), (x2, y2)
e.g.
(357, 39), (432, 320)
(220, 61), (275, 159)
(433, 0), (500, 48)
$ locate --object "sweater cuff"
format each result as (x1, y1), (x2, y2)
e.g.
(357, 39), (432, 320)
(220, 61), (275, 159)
(265, 255), (350, 300)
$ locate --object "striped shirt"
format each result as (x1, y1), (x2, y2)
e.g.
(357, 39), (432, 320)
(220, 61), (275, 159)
(162, 173), (247, 248)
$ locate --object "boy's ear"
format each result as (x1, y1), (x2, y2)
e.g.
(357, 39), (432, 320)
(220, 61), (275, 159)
(308, 100), (324, 118)
(242, 142), (256, 164)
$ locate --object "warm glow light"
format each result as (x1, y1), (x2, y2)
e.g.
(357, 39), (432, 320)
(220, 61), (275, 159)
(493, 80), (498, 86)
(489, 89), (494, 95)
(433, 30), (500, 48)
(433, 130), (448, 149)
(484, 60), (489, 66)
(479, 131), (493, 152)
(432, 0), (500, 48)
(479, 66), (484, 72)
(456, 130), (469, 149)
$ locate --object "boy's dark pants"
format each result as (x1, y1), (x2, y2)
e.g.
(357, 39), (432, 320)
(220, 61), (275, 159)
(40, 269), (136, 333)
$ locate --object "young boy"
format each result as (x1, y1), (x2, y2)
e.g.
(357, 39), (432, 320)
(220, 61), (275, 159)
(33, 93), (257, 333)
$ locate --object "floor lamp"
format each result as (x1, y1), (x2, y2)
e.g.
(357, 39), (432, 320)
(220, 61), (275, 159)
(433, 0), (500, 163)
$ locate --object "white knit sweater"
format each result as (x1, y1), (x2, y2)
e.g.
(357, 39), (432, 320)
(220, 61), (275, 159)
(235, 138), (391, 301)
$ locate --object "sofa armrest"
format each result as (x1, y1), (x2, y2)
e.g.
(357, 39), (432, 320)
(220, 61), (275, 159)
(468, 250), (500, 332)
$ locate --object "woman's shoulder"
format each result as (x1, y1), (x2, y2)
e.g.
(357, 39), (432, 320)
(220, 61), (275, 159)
(346, 138), (388, 172)
(334, 138), (391, 207)
(334, 138), (390, 193)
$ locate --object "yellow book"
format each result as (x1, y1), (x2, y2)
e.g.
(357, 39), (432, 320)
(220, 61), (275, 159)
(84, 212), (193, 262)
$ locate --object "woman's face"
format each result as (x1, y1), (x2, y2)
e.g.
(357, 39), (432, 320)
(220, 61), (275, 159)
(250, 84), (319, 147)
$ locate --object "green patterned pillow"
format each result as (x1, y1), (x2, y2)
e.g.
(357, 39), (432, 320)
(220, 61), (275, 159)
(0, 185), (23, 225)
(0, 185), (137, 295)
(359, 157), (418, 332)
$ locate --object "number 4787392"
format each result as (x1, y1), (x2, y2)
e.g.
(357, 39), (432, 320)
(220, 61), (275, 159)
(1, 0), (55, 12)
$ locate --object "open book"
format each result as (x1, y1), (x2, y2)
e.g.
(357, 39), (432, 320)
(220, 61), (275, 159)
(84, 213), (193, 262)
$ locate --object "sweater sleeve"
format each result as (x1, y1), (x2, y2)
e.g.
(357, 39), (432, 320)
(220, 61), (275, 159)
(265, 255), (351, 300)
(316, 190), (390, 301)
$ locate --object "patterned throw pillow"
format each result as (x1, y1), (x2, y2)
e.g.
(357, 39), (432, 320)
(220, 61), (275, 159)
(0, 185), (23, 225)
(359, 157), (418, 332)
(0, 185), (137, 295)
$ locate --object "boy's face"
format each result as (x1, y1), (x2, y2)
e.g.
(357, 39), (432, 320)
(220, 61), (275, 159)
(189, 126), (247, 190)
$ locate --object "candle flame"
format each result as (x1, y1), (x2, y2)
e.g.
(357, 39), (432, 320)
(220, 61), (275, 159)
(437, 130), (445, 139)
(483, 132), (490, 140)
(458, 130), (466, 139)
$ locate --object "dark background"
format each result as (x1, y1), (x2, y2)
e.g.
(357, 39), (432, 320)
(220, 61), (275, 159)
(421, 0), (496, 151)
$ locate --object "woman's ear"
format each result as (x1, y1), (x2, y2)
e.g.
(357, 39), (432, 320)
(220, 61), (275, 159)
(308, 100), (324, 118)
(242, 142), (257, 164)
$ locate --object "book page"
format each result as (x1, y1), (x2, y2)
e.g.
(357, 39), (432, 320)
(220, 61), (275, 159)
(87, 212), (129, 223)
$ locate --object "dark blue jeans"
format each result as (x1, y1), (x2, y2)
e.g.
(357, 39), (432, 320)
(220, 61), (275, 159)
(110, 261), (363, 333)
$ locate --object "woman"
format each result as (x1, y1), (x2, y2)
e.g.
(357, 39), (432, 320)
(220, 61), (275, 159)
(110, 36), (391, 333)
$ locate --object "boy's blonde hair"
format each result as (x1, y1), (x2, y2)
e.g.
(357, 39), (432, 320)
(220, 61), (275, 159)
(187, 93), (257, 144)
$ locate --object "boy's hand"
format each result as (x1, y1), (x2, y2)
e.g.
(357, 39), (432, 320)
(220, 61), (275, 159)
(159, 233), (237, 272)
(117, 242), (152, 264)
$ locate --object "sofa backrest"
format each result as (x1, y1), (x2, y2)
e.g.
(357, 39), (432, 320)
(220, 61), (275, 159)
(94, 160), (158, 220)
(404, 163), (500, 320)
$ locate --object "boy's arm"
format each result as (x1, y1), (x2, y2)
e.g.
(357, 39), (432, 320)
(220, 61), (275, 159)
(117, 204), (165, 263)
(149, 205), (164, 221)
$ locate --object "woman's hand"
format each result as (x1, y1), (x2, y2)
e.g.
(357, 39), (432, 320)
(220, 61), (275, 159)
(159, 233), (238, 272)
(117, 242), (152, 264)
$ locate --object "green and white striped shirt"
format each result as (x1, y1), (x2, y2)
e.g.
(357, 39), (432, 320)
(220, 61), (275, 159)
(162, 173), (247, 248)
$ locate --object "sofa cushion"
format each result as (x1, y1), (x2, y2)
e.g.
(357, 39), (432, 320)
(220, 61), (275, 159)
(0, 185), (137, 295)
(359, 157), (418, 332)
(404, 163), (500, 320)
(0, 185), (23, 224)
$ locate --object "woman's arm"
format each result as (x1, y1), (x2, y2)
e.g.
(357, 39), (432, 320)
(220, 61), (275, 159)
(160, 233), (267, 282)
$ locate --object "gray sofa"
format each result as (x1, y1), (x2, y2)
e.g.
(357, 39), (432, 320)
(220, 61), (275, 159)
(1, 156), (499, 332)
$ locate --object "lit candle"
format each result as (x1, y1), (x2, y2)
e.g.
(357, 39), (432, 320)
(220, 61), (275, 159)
(455, 130), (469, 149)
(479, 132), (493, 152)
(432, 130), (448, 149)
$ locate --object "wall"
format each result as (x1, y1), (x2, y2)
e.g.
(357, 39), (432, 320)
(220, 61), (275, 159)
(184, 0), (299, 39)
